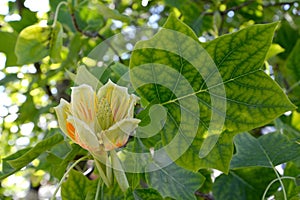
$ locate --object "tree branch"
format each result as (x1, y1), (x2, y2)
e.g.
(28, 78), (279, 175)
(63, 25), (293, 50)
(195, 191), (215, 200)
(70, 11), (125, 64)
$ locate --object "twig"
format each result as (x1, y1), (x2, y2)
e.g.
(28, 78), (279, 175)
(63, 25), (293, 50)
(70, 11), (125, 64)
(195, 191), (215, 200)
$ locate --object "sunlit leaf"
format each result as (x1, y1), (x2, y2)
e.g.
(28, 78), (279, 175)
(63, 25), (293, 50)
(15, 24), (51, 64)
(130, 14), (295, 173)
(266, 43), (285, 60)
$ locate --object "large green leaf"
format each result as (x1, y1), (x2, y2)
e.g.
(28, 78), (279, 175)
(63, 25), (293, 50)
(213, 167), (278, 200)
(61, 170), (98, 200)
(7, 134), (64, 169)
(230, 132), (300, 168)
(129, 14), (295, 172)
(145, 162), (205, 200)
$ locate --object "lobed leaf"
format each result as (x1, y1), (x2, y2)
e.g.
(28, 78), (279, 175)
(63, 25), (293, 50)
(230, 132), (300, 168)
(129, 14), (296, 173)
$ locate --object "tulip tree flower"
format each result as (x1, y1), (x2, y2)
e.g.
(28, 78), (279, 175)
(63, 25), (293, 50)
(54, 80), (140, 191)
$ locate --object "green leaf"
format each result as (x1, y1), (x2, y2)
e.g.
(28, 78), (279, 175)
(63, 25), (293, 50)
(274, 162), (300, 199)
(111, 62), (130, 86)
(61, 170), (98, 200)
(213, 167), (278, 200)
(15, 24), (51, 64)
(197, 131), (235, 173)
(49, 22), (63, 63)
(18, 92), (39, 123)
(285, 39), (300, 109)
(274, 20), (299, 59)
(145, 162), (205, 200)
(0, 148), (31, 180)
(266, 43), (285, 60)
(97, 2), (130, 22)
(202, 22), (295, 132)
(7, 134), (64, 169)
(74, 1), (104, 32)
(163, 0), (212, 35)
(61, 33), (83, 69)
(0, 31), (18, 66)
(230, 132), (300, 168)
(130, 14), (295, 172)
(58, 144), (84, 177)
(125, 188), (163, 200)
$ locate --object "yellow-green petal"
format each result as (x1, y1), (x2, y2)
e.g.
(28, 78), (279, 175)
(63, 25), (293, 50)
(68, 116), (100, 152)
(71, 84), (97, 131)
(101, 118), (140, 151)
(54, 99), (71, 137)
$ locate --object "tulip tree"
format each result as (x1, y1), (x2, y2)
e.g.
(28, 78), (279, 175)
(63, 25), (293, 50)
(0, 0), (300, 199)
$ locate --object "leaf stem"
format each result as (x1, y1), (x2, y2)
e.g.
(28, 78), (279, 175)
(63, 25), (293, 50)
(94, 158), (111, 187)
(52, 1), (68, 28)
(95, 179), (102, 200)
(262, 176), (295, 200)
(287, 80), (300, 93)
(50, 155), (89, 200)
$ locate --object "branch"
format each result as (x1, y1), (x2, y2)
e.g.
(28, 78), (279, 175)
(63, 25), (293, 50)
(70, 11), (125, 64)
(195, 191), (215, 200)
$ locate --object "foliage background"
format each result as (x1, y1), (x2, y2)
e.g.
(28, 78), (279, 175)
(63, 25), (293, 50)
(0, 0), (300, 199)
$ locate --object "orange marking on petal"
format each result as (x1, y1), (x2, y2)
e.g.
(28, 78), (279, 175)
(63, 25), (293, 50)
(66, 122), (76, 141)
(116, 142), (124, 148)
